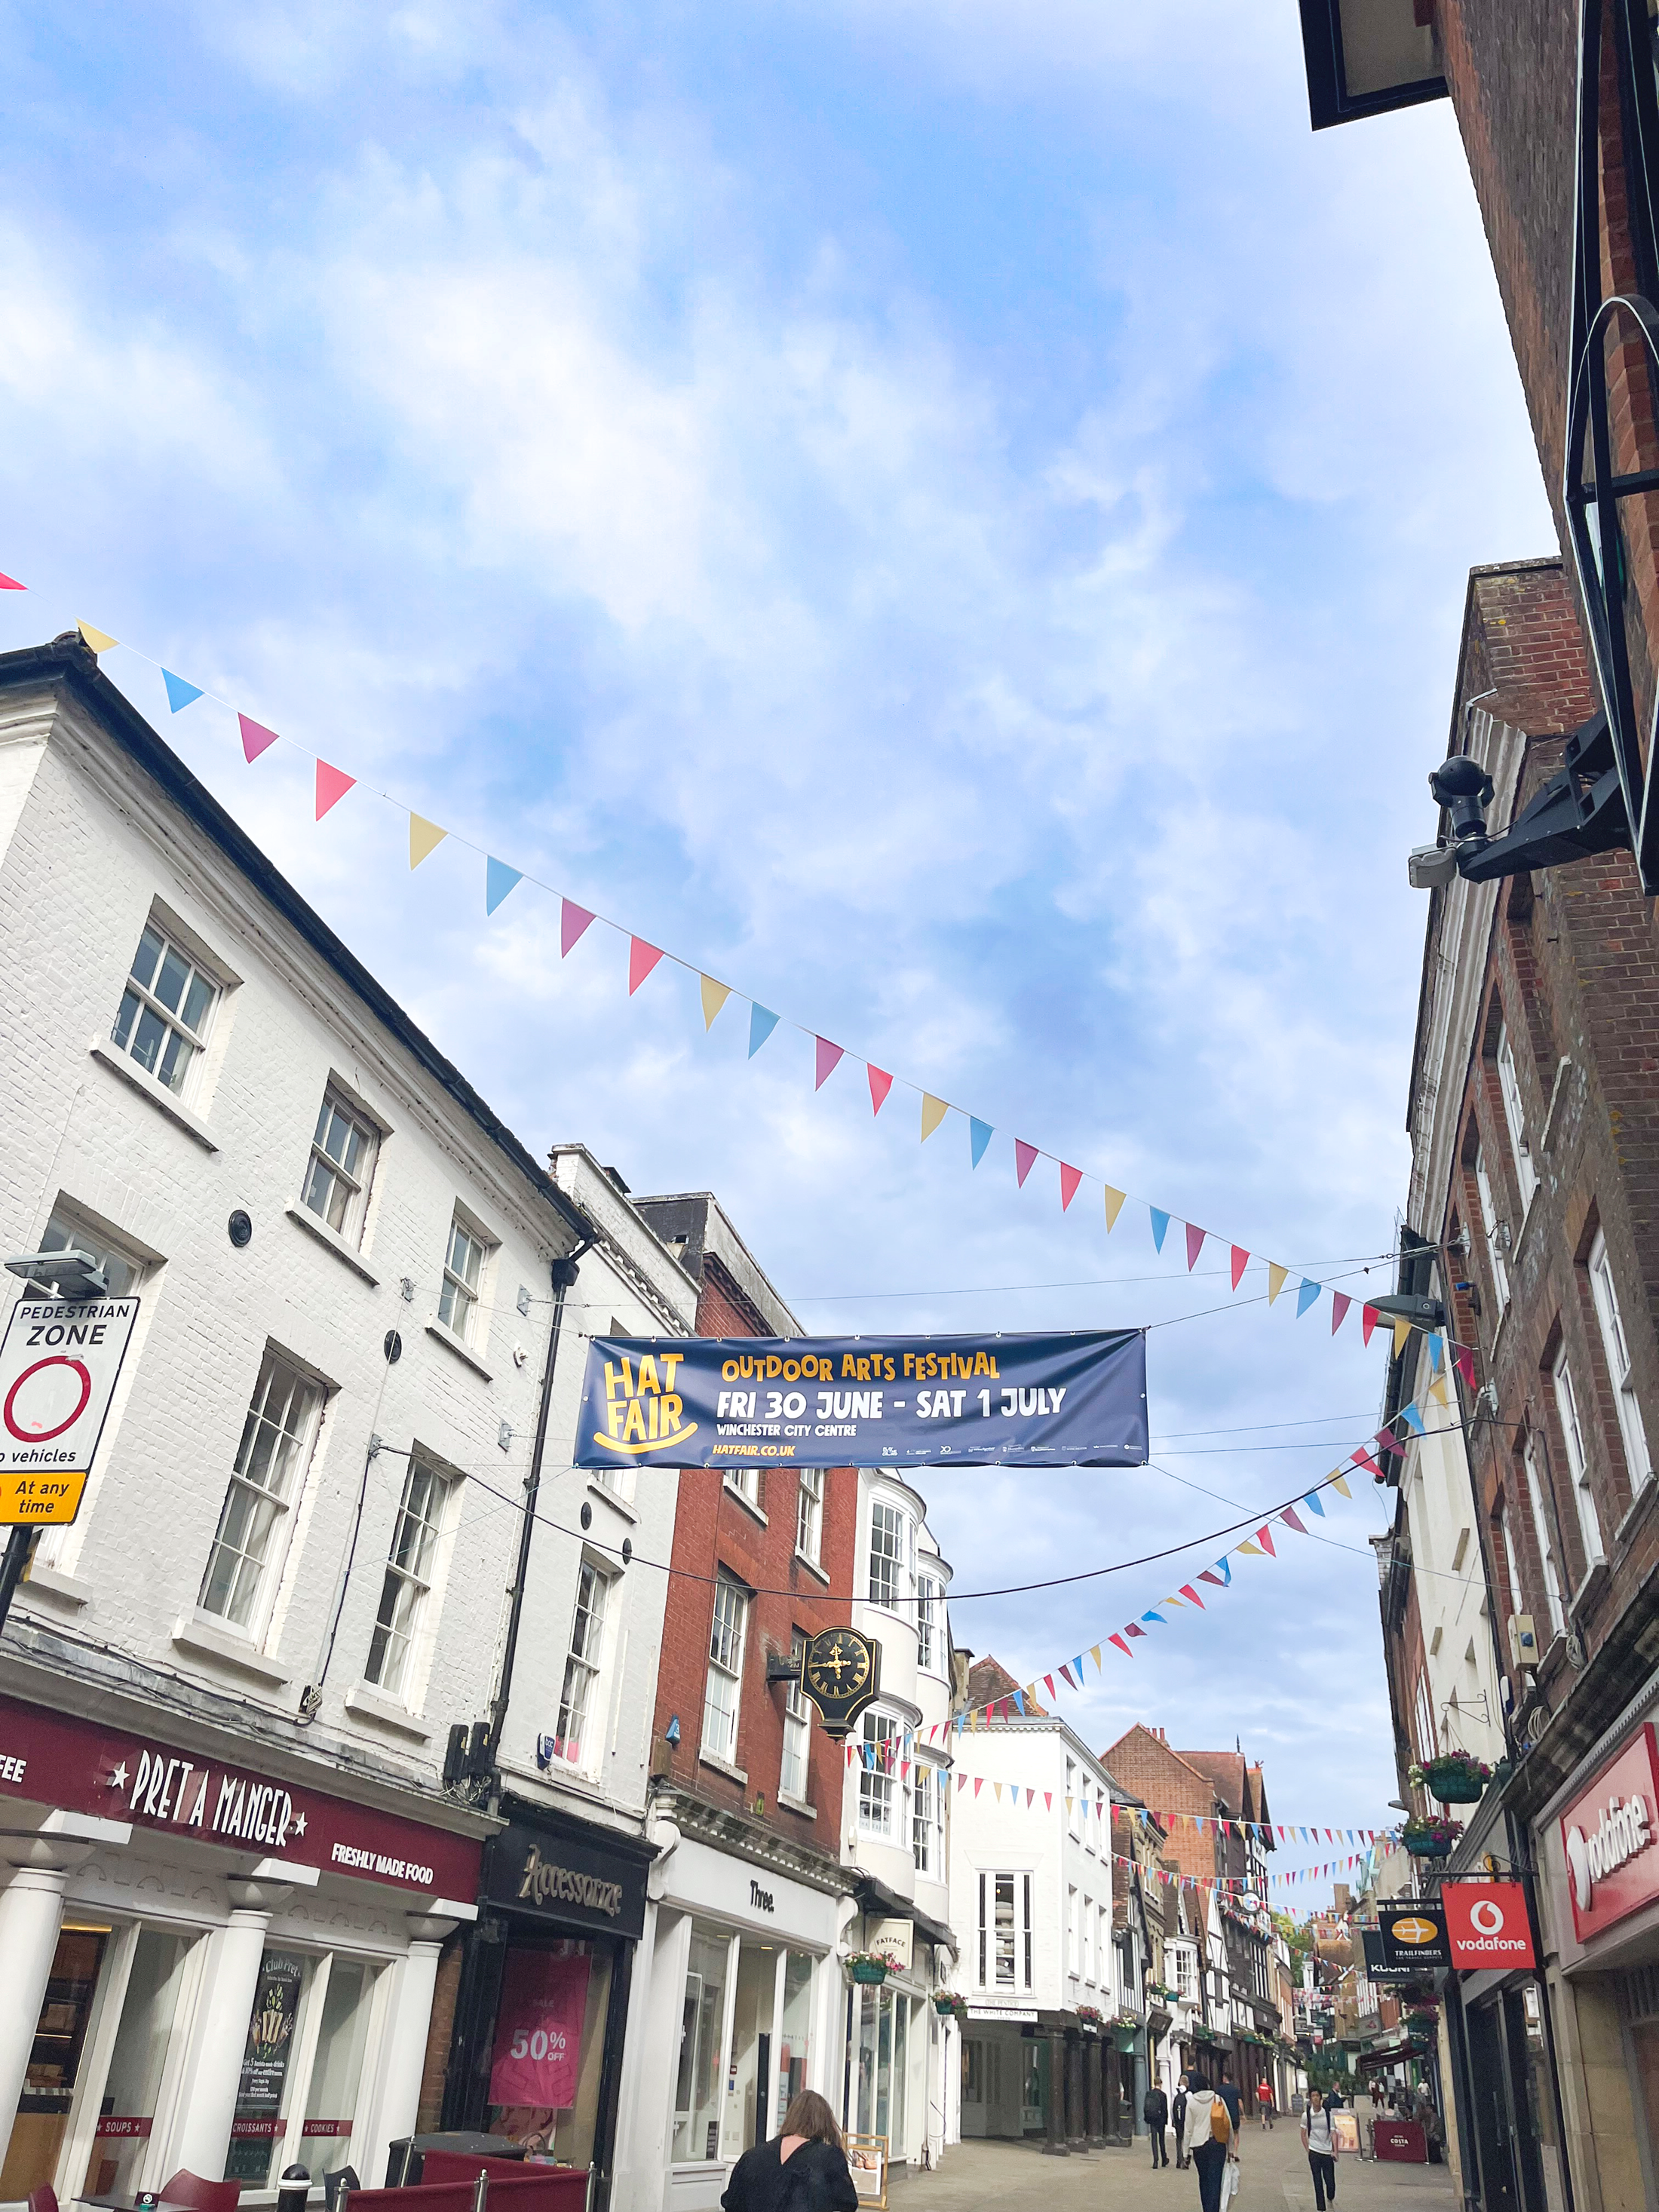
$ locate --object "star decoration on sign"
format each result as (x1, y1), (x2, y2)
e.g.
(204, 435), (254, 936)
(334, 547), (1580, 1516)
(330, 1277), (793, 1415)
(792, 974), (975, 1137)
(291, 1812), (307, 1837)
(109, 1762), (129, 1790)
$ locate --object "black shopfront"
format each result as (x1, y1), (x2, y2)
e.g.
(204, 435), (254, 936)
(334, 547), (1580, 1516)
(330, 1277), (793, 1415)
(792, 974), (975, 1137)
(443, 1804), (652, 2212)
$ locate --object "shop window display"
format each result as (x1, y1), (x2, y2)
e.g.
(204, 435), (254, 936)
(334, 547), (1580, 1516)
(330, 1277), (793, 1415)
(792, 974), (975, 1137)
(673, 1928), (731, 2163)
(81, 1929), (195, 2198)
(0, 1923), (109, 2198)
(488, 1940), (613, 2168)
(228, 1948), (379, 2187)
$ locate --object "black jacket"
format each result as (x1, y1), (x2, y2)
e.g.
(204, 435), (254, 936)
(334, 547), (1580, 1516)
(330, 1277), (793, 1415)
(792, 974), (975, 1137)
(721, 2139), (860, 2212)
(1144, 2088), (1169, 2126)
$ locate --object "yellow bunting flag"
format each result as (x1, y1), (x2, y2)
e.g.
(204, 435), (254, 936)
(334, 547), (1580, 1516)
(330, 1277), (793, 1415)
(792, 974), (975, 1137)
(1237, 1540), (1264, 1556)
(1331, 1472), (1352, 1498)
(1427, 1369), (1450, 1407)
(409, 814), (447, 868)
(921, 1092), (949, 1141)
(993, 1782), (1003, 1802)
(700, 976), (731, 1029)
(78, 621), (118, 655)
(1392, 1318), (1412, 1357)
(1267, 1263), (1288, 1305)
(1104, 1186), (1127, 1231)
(1090, 1646), (1102, 1673)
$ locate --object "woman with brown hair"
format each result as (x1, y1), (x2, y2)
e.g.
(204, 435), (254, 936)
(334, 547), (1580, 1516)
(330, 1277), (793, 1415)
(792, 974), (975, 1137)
(719, 2091), (860, 2212)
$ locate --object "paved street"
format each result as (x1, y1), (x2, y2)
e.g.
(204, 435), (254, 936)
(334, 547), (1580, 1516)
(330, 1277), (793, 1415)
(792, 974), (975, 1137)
(894, 2132), (1457, 2212)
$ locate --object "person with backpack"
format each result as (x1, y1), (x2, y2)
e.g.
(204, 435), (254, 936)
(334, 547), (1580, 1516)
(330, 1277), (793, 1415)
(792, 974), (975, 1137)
(1301, 2087), (1338, 2211)
(1180, 2068), (1238, 2212)
(1173, 2078), (1190, 2170)
(1145, 2079), (1170, 2168)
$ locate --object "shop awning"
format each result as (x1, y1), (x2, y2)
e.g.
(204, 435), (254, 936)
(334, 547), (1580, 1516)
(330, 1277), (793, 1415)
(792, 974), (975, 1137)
(855, 1875), (956, 1953)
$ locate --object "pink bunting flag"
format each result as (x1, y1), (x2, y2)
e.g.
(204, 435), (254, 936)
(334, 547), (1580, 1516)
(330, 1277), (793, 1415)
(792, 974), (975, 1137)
(814, 1038), (844, 1089)
(628, 937), (664, 994)
(1124, 1621), (1146, 1639)
(1185, 1223), (1205, 1270)
(238, 713), (279, 762)
(1362, 1305), (1379, 1347)
(1256, 1524), (1276, 1556)
(315, 759), (355, 818)
(1109, 1634), (1132, 1658)
(957, 1773), (967, 1793)
(1044, 1793), (1053, 1812)
(1281, 1505), (1307, 1534)
(1043, 1674), (1056, 1698)
(1453, 1343), (1477, 1389)
(868, 1066), (894, 1115)
(974, 1778), (983, 1797)
(0, 572), (24, 590)
(1351, 1447), (1384, 1483)
(1230, 1245), (1249, 1290)
(1179, 1584), (1204, 1607)
(560, 900), (596, 956)
(1015, 1139), (1038, 1188)
(1059, 1162), (1083, 1210)
(1330, 1292), (1351, 1334)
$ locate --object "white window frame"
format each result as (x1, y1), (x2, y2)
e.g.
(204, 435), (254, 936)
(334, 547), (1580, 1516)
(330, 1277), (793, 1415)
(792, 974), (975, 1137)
(1495, 1021), (1538, 1210)
(26, 1201), (146, 1299)
(726, 1465), (762, 1510)
(199, 1349), (324, 1638)
(1067, 1885), (1080, 1977)
(977, 1870), (1034, 1993)
(364, 1453), (454, 1699)
(869, 1498), (909, 1612)
(437, 1209), (491, 1345)
(1520, 1439), (1566, 1636)
(552, 1557), (612, 1772)
(781, 1630), (811, 1803)
(1588, 1228), (1652, 1491)
(795, 1467), (822, 1563)
(915, 1572), (940, 1672)
(1412, 1669), (1437, 1766)
(1553, 1345), (1605, 1567)
(912, 1760), (943, 1875)
(1474, 1143), (1510, 1311)
(110, 918), (220, 1100)
(858, 1710), (900, 1837)
(702, 1573), (748, 1766)
(302, 1087), (379, 1245)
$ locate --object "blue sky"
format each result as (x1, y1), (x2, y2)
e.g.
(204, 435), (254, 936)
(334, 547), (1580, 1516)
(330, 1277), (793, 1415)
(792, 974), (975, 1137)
(0, 1), (1554, 1878)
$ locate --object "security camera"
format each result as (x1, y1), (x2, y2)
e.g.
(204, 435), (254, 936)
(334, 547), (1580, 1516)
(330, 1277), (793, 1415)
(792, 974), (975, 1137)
(1407, 842), (1459, 891)
(1428, 755), (1495, 845)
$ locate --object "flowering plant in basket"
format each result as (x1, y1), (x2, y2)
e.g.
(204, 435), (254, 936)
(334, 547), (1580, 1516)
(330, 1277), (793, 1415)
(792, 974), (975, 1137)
(846, 1952), (891, 1983)
(1409, 1750), (1492, 1804)
(1401, 1814), (1462, 1856)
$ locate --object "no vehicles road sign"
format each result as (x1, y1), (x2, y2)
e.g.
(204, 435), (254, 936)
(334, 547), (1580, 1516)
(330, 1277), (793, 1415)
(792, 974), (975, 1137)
(0, 1296), (139, 1524)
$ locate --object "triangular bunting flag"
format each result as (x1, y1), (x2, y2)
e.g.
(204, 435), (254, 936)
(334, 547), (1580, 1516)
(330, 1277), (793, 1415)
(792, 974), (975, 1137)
(868, 1066), (894, 1115)
(701, 974), (731, 1027)
(1104, 1186), (1127, 1230)
(1141, 1609), (1166, 1625)
(78, 621), (118, 654)
(1427, 1333), (1444, 1371)
(921, 1092), (949, 1141)
(409, 814), (447, 867)
(970, 1117), (994, 1168)
(1197, 1564), (1228, 1588)
(1058, 1664), (1076, 1689)
(1231, 1245), (1249, 1290)
(1454, 1343), (1477, 1389)
(749, 1004), (780, 1056)
(162, 669), (203, 713)
(1043, 1674), (1056, 1698)
(1109, 1634), (1132, 1658)
(1281, 1505), (1307, 1535)
(629, 937), (665, 995)
(1256, 1525), (1276, 1554)
(1302, 1489), (1326, 1517)
(0, 572), (23, 590)
(316, 760), (356, 819)
(994, 1782), (1002, 1802)
(1185, 1223), (1205, 1270)
(1362, 1305), (1378, 1347)
(1392, 1317), (1412, 1356)
(1090, 1645), (1102, 1672)
(1015, 1139), (1038, 1186)
(561, 900), (596, 957)
(1352, 1447), (1384, 1482)
(1179, 1585), (1204, 1607)
(1124, 1622), (1146, 1639)
(1296, 1278), (1322, 1318)
(1044, 1793), (1053, 1812)
(974, 1778), (983, 1797)
(1150, 1207), (1170, 1251)
(1402, 1402), (1427, 1436)
(1331, 1472), (1352, 1497)
(1428, 1368), (1450, 1407)
(485, 857), (523, 915)
(1059, 1162), (1083, 1210)
(238, 713), (279, 762)
(1330, 1292), (1351, 1334)
(815, 1037), (844, 1089)
(1237, 1540), (1263, 1557)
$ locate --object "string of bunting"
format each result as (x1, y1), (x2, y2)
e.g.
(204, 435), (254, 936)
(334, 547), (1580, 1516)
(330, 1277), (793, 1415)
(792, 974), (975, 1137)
(0, 578), (1483, 1369)
(912, 1388), (1458, 1740)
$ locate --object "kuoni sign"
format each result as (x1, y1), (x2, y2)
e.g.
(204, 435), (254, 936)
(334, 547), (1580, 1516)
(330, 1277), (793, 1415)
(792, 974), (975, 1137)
(574, 1330), (1148, 1471)
(1443, 1882), (1535, 1970)
(0, 1295), (140, 1522)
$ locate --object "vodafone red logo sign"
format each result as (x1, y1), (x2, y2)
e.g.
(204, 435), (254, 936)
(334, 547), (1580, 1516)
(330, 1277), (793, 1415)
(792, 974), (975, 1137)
(1443, 1882), (1535, 1969)
(1560, 1725), (1659, 1944)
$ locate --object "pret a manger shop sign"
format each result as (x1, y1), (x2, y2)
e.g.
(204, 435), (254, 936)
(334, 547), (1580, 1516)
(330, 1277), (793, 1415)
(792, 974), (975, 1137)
(0, 1295), (140, 1523)
(1560, 1723), (1659, 1944)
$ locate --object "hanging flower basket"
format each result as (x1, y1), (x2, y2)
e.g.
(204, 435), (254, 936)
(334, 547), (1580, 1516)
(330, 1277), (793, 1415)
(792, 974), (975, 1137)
(934, 1992), (968, 2020)
(1109, 2012), (1141, 2051)
(1075, 2005), (1105, 2029)
(848, 1953), (890, 1984)
(1410, 1752), (1492, 1805)
(1401, 1816), (1461, 1858)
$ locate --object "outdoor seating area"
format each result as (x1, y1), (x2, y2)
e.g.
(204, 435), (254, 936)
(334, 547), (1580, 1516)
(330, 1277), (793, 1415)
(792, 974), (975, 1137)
(5, 2158), (588, 2212)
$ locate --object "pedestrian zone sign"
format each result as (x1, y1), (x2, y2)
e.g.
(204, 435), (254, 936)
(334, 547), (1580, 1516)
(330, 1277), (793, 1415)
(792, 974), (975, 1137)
(0, 1295), (140, 1525)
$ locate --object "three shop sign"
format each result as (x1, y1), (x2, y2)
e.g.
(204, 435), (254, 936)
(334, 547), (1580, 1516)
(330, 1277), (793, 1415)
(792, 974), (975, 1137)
(1559, 1722), (1659, 1944)
(1443, 1882), (1536, 1971)
(0, 1293), (140, 1523)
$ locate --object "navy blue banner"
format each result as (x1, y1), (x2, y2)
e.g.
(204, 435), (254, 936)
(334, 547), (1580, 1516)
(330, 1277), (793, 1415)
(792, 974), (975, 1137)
(572, 1330), (1147, 1470)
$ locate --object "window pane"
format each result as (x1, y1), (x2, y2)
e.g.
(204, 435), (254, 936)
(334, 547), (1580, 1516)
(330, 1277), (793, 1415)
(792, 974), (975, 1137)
(112, 986), (142, 1051)
(80, 1931), (192, 2200)
(226, 1950), (310, 2186)
(298, 1962), (373, 2182)
(673, 1931), (730, 2161)
(130, 926), (164, 991)
(180, 970), (214, 1035)
(130, 1003), (167, 1075)
(152, 946), (190, 1016)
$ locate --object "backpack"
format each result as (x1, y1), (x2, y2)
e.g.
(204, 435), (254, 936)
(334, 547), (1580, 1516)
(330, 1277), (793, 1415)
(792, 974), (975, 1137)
(1210, 2095), (1232, 2144)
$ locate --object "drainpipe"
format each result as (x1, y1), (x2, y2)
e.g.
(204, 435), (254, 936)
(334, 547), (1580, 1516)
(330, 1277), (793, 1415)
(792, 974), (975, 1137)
(486, 1239), (590, 1804)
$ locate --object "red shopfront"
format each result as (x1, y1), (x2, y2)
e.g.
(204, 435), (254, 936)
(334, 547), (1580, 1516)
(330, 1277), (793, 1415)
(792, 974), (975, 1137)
(0, 1693), (486, 2204)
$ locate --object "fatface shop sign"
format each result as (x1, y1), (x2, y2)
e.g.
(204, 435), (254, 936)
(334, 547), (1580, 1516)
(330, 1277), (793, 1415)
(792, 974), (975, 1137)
(1560, 1723), (1659, 1944)
(0, 1692), (480, 1897)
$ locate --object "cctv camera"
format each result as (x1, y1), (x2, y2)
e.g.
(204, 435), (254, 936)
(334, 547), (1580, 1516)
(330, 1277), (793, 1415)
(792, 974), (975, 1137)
(1428, 754), (1495, 845)
(1407, 843), (1459, 891)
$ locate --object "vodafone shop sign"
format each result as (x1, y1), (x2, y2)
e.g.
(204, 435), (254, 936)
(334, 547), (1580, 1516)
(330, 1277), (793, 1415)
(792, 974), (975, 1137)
(1443, 1882), (1536, 1971)
(1559, 1723), (1659, 1944)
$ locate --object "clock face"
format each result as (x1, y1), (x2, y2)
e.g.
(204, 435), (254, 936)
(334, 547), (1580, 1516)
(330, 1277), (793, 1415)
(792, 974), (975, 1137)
(807, 1633), (870, 1698)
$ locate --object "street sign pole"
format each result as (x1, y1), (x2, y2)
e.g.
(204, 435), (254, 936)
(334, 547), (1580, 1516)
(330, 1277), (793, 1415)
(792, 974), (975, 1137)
(0, 1527), (32, 1637)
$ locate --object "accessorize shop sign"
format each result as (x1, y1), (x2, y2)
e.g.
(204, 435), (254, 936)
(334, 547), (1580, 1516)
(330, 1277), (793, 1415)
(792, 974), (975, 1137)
(1560, 1723), (1659, 1944)
(573, 1330), (1148, 1470)
(0, 1692), (480, 1897)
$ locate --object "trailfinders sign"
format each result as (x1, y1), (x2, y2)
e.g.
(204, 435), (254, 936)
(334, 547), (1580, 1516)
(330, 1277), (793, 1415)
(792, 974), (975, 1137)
(574, 1330), (1148, 1470)
(0, 1296), (140, 1523)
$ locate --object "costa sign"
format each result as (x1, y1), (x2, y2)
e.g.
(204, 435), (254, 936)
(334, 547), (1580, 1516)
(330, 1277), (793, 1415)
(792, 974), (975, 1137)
(1559, 1723), (1659, 1944)
(1443, 1882), (1536, 1970)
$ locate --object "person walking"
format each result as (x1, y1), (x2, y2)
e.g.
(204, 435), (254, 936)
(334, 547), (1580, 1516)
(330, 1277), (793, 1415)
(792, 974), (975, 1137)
(720, 2091), (859, 2212)
(1302, 2087), (1338, 2212)
(1173, 2078), (1190, 2170)
(1216, 2063), (1242, 2138)
(1145, 2079), (1170, 2168)
(1182, 2069), (1237, 2212)
(1256, 2075), (1274, 2130)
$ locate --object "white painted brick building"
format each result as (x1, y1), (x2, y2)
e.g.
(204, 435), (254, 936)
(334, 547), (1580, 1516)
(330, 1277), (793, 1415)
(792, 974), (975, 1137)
(0, 631), (691, 2212)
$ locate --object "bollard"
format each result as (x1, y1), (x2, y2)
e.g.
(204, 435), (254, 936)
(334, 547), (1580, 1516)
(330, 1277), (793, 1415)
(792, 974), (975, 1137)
(277, 2167), (311, 2212)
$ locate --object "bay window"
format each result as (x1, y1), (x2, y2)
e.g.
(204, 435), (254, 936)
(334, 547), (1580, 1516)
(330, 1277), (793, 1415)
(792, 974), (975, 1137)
(977, 1870), (1032, 1991)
